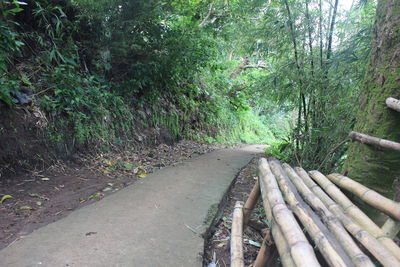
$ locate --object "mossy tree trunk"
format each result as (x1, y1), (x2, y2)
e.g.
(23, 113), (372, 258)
(342, 0), (400, 197)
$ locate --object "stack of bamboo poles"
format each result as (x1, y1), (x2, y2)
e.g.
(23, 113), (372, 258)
(230, 157), (400, 267)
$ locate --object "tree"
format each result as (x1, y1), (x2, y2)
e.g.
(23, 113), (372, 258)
(342, 0), (400, 197)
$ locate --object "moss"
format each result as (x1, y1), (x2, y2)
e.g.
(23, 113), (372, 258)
(204, 203), (219, 225)
(342, 0), (400, 198)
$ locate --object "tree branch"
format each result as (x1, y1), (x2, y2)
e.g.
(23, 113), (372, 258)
(199, 3), (214, 28)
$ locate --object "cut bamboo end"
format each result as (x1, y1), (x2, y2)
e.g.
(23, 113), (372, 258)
(243, 178), (261, 226)
(348, 131), (400, 152)
(386, 97), (400, 112)
(231, 201), (244, 267)
(327, 173), (400, 221)
(258, 158), (320, 267)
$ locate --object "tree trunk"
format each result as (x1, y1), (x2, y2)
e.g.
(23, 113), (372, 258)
(342, 0), (400, 197)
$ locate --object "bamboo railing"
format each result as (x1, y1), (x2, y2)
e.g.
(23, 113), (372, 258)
(229, 157), (400, 267)
(348, 131), (400, 152)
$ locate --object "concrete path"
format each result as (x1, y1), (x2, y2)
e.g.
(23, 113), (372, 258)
(0, 145), (266, 267)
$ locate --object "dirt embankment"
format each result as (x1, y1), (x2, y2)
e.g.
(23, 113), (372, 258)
(0, 140), (222, 249)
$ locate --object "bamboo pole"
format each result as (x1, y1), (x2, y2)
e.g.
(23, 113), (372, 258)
(309, 170), (400, 262)
(348, 131), (400, 152)
(243, 178), (261, 226)
(253, 231), (274, 267)
(327, 173), (400, 221)
(306, 170), (400, 266)
(231, 201), (244, 267)
(386, 97), (400, 112)
(381, 218), (400, 238)
(260, 181), (294, 267)
(258, 158), (319, 267)
(284, 165), (373, 267)
(308, 170), (381, 235)
(268, 159), (354, 267)
(260, 172), (295, 267)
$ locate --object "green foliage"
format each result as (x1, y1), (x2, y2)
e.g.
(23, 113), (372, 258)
(264, 141), (290, 160)
(0, 0), (377, 173)
(0, 1), (26, 106)
(39, 65), (134, 146)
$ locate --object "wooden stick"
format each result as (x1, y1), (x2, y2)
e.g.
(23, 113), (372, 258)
(231, 201), (244, 267)
(260, 173), (295, 267)
(269, 159), (354, 267)
(243, 178), (261, 226)
(348, 131), (400, 152)
(307, 170), (400, 266)
(286, 165), (373, 267)
(253, 231), (274, 267)
(381, 218), (400, 238)
(258, 158), (319, 267)
(386, 97), (400, 112)
(327, 173), (400, 221)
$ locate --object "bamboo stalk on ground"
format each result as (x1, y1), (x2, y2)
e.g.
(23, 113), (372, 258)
(253, 231), (275, 267)
(260, 182), (294, 267)
(268, 158), (354, 267)
(327, 173), (400, 221)
(306, 170), (400, 266)
(309, 170), (400, 262)
(259, 158), (319, 267)
(348, 131), (400, 152)
(386, 97), (400, 112)
(381, 218), (400, 238)
(231, 201), (244, 267)
(284, 165), (373, 267)
(243, 178), (261, 226)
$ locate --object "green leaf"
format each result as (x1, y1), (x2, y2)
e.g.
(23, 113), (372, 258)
(89, 193), (102, 199)
(14, 1), (28, 5)
(8, 8), (24, 13)
(1, 195), (13, 204)
(122, 162), (134, 170)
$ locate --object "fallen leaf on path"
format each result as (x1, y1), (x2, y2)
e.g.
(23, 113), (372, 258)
(105, 161), (116, 167)
(19, 205), (33, 210)
(89, 193), (102, 199)
(122, 162), (134, 170)
(1, 195), (13, 204)
(41, 178), (50, 181)
(138, 173), (148, 178)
